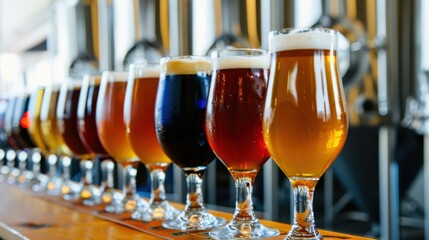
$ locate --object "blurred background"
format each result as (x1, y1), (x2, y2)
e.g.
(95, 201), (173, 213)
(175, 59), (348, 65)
(0, 0), (428, 239)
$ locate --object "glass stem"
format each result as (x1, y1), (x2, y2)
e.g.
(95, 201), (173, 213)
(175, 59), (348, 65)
(123, 165), (137, 198)
(289, 178), (321, 238)
(47, 155), (58, 178)
(80, 160), (92, 186)
(6, 155), (15, 169)
(233, 177), (257, 222)
(185, 173), (205, 212)
(18, 154), (27, 179)
(0, 150), (4, 167)
(105, 161), (115, 189)
(62, 156), (71, 182)
(85, 161), (93, 185)
(150, 168), (166, 204)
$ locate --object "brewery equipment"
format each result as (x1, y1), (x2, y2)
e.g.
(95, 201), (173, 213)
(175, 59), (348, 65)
(52, 0), (100, 79)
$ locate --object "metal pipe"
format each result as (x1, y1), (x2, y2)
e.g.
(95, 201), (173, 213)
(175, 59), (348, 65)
(376, 0), (401, 238)
(98, 0), (114, 71)
(378, 126), (400, 240)
(169, 0), (193, 55)
(424, 136), (429, 240)
(263, 159), (279, 221)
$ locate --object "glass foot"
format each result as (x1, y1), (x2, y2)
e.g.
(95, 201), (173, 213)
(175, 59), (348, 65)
(81, 184), (102, 206)
(46, 177), (63, 196)
(210, 219), (279, 239)
(7, 168), (20, 184)
(17, 170), (33, 187)
(0, 166), (9, 182)
(285, 224), (322, 240)
(105, 193), (142, 213)
(132, 200), (180, 221)
(100, 187), (118, 205)
(62, 180), (81, 201)
(162, 210), (226, 231)
(30, 174), (49, 192)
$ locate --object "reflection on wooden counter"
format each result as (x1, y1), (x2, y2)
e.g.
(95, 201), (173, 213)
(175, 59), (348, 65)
(0, 183), (373, 239)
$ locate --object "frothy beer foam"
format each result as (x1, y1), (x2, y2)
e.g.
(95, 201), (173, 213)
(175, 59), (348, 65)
(140, 67), (160, 78)
(269, 29), (337, 52)
(213, 54), (270, 70)
(161, 57), (212, 75)
(102, 71), (128, 82)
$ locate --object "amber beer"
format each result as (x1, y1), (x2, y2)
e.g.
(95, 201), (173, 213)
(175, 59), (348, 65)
(40, 86), (71, 156)
(206, 55), (270, 177)
(263, 30), (348, 179)
(124, 67), (171, 166)
(96, 72), (137, 166)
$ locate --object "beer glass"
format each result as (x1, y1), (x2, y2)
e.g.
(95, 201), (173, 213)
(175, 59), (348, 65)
(206, 49), (279, 239)
(40, 84), (74, 196)
(77, 74), (114, 205)
(57, 79), (96, 201)
(124, 63), (179, 221)
(3, 96), (23, 184)
(155, 56), (226, 231)
(96, 71), (142, 213)
(10, 93), (37, 187)
(263, 28), (348, 239)
(28, 86), (50, 191)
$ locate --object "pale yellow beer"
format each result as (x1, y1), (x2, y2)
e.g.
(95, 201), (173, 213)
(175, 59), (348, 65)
(28, 87), (49, 153)
(40, 86), (72, 156)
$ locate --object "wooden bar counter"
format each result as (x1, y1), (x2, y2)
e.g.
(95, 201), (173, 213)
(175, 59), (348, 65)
(0, 183), (373, 240)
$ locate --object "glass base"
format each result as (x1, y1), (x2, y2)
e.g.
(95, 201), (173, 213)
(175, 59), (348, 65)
(105, 193), (142, 213)
(132, 200), (180, 221)
(0, 166), (9, 182)
(17, 170), (33, 188)
(285, 224), (322, 240)
(162, 209), (226, 231)
(6, 168), (20, 184)
(61, 180), (81, 201)
(46, 177), (63, 196)
(81, 184), (102, 206)
(100, 187), (118, 205)
(209, 218), (279, 239)
(29, 174), (48, 192)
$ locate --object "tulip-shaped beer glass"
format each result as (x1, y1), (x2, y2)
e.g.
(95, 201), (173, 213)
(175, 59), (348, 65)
(124, 63), (179, 221)
(96, 71), (142, 213)
(263, 28), (349, 239)
(155, 56), (225, 231)
(206, 49), (279, 239)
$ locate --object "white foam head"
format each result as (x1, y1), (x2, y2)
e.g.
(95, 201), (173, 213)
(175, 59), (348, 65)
(269, 28), (338, 53)
(138, 66), (160, 78)
(213, 55), (270, 70)
(102, 71), (128, 82)
(129, 63), (161, 78)
(161, 56), (212, 75)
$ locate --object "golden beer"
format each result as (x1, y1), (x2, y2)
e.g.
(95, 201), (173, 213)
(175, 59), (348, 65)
(40, 86), (72, 156)
(28, 87), (49, 153)
(263, 27), (349, 239)
(263, 48), (348, 178)
(96, 72), (137, 166)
